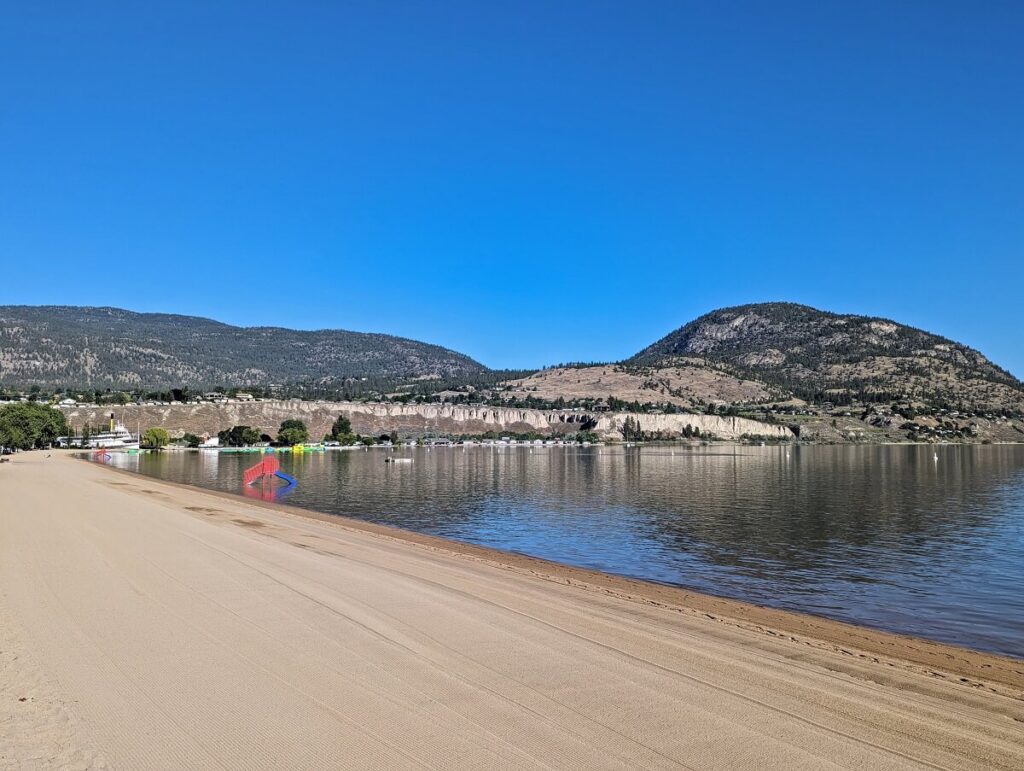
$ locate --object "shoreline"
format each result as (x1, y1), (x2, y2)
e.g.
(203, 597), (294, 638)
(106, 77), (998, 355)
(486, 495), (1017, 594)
(4, 453), (1023, 769)
(87, 454), (1024, 694)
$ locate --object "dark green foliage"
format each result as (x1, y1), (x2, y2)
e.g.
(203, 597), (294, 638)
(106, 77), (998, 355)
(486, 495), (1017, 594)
(276, 419), (309, 445)
(326, 414), (356, 444)
(0, 402), (69, 449)
(620, 416), (643, 441)
(217, 425), (262, 446)
(330, 415), (352, 437)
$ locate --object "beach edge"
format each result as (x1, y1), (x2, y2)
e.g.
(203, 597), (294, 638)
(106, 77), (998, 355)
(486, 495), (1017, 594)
(79, 453), (1024, 696)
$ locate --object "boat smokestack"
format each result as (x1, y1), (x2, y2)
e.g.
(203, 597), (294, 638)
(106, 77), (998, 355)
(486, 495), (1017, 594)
(109, 413), (115, 432)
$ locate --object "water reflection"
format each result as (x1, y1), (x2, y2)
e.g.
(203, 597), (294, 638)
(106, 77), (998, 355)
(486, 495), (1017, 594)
(241, 475), (296, 502)
(99, 444), (1024, 657)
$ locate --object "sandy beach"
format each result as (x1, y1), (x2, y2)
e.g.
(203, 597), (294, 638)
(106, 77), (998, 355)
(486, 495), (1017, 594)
(2, 454), (1022, 770)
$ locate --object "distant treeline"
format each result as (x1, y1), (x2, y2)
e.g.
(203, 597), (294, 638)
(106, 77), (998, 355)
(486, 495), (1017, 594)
(0, 369), (536, 406)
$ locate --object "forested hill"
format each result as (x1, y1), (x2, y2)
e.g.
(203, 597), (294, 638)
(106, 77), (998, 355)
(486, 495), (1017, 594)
(631, 302), (1024, 411)
(0, 306), (486, 389)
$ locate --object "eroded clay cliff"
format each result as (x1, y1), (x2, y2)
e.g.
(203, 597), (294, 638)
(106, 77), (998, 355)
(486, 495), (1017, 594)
(60, 400), (792, 441)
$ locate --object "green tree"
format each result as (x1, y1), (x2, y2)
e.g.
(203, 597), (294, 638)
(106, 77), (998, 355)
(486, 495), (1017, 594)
(620, 416), (644, 442)
(141, 427), (170, 449)
(330, 415), (352, 440)
(217, 425), (262, 446)
(277, 419), (309, 445)
(181, 432), (201, 448)
(0, 403), (70, 450)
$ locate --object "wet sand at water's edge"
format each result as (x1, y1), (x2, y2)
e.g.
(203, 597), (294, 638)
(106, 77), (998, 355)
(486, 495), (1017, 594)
(2, 453), (1023, 770)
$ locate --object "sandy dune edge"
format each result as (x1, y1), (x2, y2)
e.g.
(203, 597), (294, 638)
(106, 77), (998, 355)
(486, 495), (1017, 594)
(1, 454), (1022, 770)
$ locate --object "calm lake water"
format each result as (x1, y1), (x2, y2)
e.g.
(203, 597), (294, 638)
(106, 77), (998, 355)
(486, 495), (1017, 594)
(96, 444), (1024, 658)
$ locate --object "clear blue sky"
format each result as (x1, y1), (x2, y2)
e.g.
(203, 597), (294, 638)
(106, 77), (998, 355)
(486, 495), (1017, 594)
(2, 2), (1022, 375)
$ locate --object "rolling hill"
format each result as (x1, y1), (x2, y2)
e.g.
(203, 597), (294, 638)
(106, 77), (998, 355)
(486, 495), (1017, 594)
(630, 302), (1024, 411)
(3, 303), (1022, 418)
(0, 306), (486, 389)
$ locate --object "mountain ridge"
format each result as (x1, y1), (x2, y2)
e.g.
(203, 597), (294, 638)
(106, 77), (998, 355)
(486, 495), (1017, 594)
(0, 305), (486, 388)
(630, 302), (1023, 411)
(3, 302), (1022, 416)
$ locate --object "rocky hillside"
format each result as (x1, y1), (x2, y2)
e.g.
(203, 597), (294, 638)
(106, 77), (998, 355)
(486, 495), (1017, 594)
(0, 306), (485, 389)
(631, 303), (1024, 412)
(502, 364), (787, 409)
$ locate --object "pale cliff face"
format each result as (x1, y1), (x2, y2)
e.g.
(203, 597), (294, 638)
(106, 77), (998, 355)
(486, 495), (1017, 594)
(59, 400), (791, 441)
(597, 412), (790, 439)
